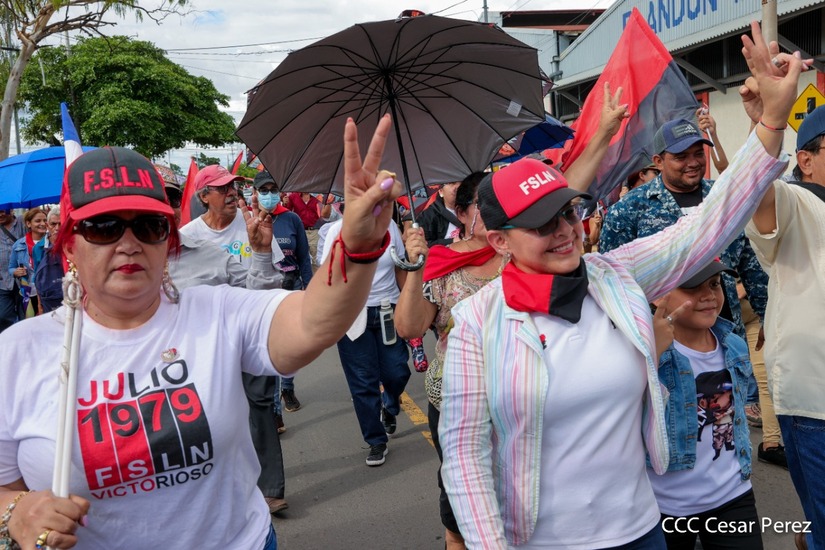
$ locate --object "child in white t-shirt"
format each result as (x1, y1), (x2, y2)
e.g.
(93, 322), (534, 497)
(651, 260), (762, 550)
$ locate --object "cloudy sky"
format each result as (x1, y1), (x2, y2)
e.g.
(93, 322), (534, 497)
(44, 0), (612, 167)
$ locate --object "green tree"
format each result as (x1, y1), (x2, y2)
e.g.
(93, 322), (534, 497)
(236, 163), (259, 180)
(19, 35), (238, 158)
(0, 0), (189, 160)
(194, 152), (220, 168)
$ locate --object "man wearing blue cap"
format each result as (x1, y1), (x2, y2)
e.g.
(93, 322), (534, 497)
(746, 104), (825, 550)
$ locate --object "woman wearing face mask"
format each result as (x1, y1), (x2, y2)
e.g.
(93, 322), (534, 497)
(253, 170), (313, 418)
(253, 171), (313, 292)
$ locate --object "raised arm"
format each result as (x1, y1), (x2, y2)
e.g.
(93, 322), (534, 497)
(268, 115), (402, 373)
(697, 107), (729, 173)
(563, 82), (629, 192)
(236, 195), (283, 290)
(742, 28), (811, 233)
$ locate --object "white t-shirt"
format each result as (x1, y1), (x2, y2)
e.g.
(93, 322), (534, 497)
(179, 211), (284, 267)
(649, 337), (750, 517)
(523, 296), (660, 549)
(320, 219), (405, 306)
(0, 286), (289, 550)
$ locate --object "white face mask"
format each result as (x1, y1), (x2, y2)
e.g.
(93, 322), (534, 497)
(242, 188), (254, 202)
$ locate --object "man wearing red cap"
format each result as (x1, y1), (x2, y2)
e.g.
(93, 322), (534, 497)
(179, 165), (284, 267)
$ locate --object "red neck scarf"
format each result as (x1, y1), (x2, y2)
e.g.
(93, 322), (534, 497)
(270, 204), (289, 216)
(501, 260), (589, 323)
(25, 233), (36, 260)
(423, 244), (497, 282)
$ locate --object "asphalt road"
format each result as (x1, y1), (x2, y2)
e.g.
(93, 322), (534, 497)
(271, 337), (806, 550)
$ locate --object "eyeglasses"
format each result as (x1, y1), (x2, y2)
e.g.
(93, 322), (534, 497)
(500, 204), (583, 237)
(206, 184), (239, 195)
(75, 215), (170, 245)
(257, 187), (278, 196)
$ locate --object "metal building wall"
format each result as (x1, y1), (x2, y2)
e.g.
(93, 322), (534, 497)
(557, 0), (823, 88)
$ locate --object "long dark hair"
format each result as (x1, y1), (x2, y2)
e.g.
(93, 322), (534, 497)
(454, 172), (486, 215)
(455, 171), (486, 239)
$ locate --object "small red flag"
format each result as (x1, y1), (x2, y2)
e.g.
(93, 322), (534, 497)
(179, 158), (200, 227)
(230, 151), (243, 175)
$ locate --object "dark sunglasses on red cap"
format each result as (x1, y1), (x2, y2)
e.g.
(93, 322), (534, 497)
(501, 204), (583, 237)
(75, 215), (170, 245)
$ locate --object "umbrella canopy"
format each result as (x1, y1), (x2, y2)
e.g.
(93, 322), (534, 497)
(237, 13), (546, 196)
(0, 146), (96, 209)
(493, 113), (575, 163)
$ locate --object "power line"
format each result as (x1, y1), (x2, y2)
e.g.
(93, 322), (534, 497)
(165, 36), (323, 52)
(167, 49), (292, 57)
(177, 64), (261, 81)
(167, 55), (285, 64)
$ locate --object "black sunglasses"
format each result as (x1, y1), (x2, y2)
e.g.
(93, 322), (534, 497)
(75, 215), (170, 245)
(501, 204), (583, 236)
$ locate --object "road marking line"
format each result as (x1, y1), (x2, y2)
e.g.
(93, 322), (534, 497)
(401, 391), (434, 448)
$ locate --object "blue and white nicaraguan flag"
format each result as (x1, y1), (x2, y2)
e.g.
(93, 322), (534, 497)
(61, 102), (83, 166)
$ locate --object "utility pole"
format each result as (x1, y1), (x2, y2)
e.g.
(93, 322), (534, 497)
(483, 0), (488, 23)
(3, 20), (21, 154)
(761, 0), (777, 46)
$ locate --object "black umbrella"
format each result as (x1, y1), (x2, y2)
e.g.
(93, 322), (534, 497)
(238, 11), (545, 199)
(237, 11), (546, 269)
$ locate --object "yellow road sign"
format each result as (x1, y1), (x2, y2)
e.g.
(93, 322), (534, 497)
(789, 84), (825, 132)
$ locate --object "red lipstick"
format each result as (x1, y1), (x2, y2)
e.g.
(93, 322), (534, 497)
(116, 264), (144, 274)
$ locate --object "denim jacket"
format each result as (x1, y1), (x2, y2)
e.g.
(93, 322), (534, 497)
(657, 317), (753, 480)
(7, 237), (32, 281)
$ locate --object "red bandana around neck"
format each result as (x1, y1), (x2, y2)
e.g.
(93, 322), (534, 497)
(423, 244), (497, 282)
(501, 260), (589, 323)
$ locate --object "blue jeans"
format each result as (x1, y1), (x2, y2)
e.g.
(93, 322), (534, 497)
(779, 415), (825, 550)
(336, 305), (410, 446)
(746, 373), (759, 405)
(273, 376), (295, 416)
(0, 288), (19, 333)
(264, 524), (277, 550)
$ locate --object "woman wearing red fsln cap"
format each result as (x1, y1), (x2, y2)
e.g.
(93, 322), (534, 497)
(438, 23), (803, 549)
(0, 115), (402, 550)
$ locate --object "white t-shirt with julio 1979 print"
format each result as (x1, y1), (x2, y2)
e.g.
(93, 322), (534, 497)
(0, 285), (289, 550)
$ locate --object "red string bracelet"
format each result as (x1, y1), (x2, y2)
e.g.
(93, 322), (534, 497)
(327, 231), (391, 285)
(759, 119), (787, 132)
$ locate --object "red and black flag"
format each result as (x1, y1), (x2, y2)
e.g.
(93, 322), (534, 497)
(547, 8), (697, 202)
